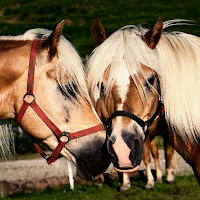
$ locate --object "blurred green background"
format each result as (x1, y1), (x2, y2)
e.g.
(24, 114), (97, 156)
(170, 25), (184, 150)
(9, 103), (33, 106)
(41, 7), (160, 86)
(0, 0), (199, 59)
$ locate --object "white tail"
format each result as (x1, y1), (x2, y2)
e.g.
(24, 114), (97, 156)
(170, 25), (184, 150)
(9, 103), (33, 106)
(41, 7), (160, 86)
(0, 122), (15, 160)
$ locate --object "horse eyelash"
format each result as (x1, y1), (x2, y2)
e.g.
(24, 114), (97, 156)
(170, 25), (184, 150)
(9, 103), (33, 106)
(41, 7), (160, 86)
(59, 83), (78, 100)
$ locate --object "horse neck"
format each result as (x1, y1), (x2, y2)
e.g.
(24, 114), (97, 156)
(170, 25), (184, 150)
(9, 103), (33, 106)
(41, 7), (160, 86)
(158, 116), (200, 183)
(0, 40), (32, 119)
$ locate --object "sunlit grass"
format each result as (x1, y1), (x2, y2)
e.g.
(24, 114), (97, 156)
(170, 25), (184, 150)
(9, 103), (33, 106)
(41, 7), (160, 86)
(4, 175), (199, 200)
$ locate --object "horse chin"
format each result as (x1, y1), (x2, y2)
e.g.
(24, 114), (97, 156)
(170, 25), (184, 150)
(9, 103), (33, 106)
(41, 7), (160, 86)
(75, 147), (111, 181)
(65, 140), (111, 181)
(62, 150), (95, 181)
(114, 165), (140, 173)
(76, 160), (95, 181)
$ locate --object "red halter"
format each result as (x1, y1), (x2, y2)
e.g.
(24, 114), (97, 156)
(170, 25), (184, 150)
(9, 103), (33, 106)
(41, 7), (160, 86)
(16, 39), (104, 165)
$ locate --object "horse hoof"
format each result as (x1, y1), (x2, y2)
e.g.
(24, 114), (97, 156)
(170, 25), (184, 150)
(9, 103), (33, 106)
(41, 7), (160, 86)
(120, 185), (130, 191)
(156, 179), (162, 184)
(145, 183), (154, 189)
(167, 179), (176, 184)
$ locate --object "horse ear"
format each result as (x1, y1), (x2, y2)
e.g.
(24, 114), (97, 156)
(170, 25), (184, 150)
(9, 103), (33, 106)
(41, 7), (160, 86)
(42, 20), (66, 57)
(91, 18), (107, 45)
(143, 17), (163, 49)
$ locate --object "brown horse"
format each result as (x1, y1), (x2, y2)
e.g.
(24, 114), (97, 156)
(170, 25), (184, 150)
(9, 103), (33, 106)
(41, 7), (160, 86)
(0, 20), (111, 181)
(87, 18), (176, 189)
(87, 18), (200, 184)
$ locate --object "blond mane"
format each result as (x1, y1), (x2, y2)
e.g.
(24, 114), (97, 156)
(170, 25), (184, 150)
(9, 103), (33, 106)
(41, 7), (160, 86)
(155, 27), (200, 143)
(87, 19), (200, 143)
(86, 26), (159, 102)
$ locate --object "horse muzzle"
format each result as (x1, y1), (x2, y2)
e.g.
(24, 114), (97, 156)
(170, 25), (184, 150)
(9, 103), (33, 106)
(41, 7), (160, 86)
(69, 133), (111, 181)
(107, 127), (144, 173)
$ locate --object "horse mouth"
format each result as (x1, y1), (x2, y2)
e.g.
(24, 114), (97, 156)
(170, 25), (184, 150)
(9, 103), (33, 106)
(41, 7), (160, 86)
(63, 136), (111, 181)
(75, 148), (111, 181)
(64, 148), (110, 181)
(114, 165), (140, 173)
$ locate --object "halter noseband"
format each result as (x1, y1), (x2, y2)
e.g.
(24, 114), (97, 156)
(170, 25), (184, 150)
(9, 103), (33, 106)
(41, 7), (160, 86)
(16, 39), (104, 165)
(105, 97), (163, 141)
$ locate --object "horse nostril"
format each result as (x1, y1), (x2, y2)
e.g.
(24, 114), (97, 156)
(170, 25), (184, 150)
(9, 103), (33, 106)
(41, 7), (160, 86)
(107, 138), (118, 162)
(129, 138), (144, 167)
(133, 138), (141, 153)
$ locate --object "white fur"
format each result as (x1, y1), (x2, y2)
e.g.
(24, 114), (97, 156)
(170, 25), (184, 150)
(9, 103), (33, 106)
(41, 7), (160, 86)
(87, 19), (200, 143)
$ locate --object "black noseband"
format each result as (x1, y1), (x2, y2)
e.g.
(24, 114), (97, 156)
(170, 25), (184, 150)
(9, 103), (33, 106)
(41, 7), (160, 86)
(105, 100), (163, 141)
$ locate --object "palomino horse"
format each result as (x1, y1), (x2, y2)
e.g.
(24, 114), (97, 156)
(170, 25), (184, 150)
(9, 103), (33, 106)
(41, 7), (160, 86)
(0, 20), (111, 181)
(88, 19), (176, 190)
(87, 17), (200, 185)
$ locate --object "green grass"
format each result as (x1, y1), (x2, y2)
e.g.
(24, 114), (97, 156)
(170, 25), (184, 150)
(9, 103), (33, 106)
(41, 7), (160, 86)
(0, 0), (199, 58)
(3, 175), (200, 200)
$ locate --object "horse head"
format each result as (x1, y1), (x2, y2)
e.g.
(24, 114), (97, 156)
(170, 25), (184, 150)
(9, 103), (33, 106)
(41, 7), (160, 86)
(87, 18), (163, 173)
(0, 20), (111, 181)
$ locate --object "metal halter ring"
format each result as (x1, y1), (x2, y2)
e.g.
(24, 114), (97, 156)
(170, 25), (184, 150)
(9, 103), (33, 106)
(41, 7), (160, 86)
(23, 93), (36, 102)
(59, 132), (70, 143)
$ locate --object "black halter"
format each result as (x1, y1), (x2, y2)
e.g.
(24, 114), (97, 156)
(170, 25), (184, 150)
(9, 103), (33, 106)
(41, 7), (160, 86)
(104, 77), (163, 141)
(101, 76), (163, 141)
(105, 99), (163, 141)
(105, 96), (163, 141)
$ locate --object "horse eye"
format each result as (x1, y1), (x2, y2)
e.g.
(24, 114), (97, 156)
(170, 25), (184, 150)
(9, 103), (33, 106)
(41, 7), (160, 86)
(97, 82), (105, 95)
(145, 76), (155, 90)
(147, 76), (155, 85)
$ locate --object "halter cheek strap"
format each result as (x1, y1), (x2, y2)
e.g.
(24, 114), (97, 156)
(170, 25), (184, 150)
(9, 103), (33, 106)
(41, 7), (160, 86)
(16, 39), (105, 165)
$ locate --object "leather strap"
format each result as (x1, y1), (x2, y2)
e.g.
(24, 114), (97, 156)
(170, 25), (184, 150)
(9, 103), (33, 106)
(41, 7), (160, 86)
(16, 101), (29, 125)
(68, 123), (104, 139)
(16, 39), (105, 165)
(27, 39), (40, 94)
(105, 99), (163, 140)
(105, 111), (145, 128)
(30, 101), (63, 137)
(46, 141), (66, 165)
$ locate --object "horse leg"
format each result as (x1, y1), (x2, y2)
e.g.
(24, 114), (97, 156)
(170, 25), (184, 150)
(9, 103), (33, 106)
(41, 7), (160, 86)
(103, 173), (111, 186)
(120, 173), (131, 191)
(144, 136), (155, 189)
(150, 138), (163, 183)
(164, 142), (176, 183)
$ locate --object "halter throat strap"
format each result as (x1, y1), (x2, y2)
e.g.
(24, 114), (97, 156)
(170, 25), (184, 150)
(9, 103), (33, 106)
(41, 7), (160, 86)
(16, 39), (104, 165)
